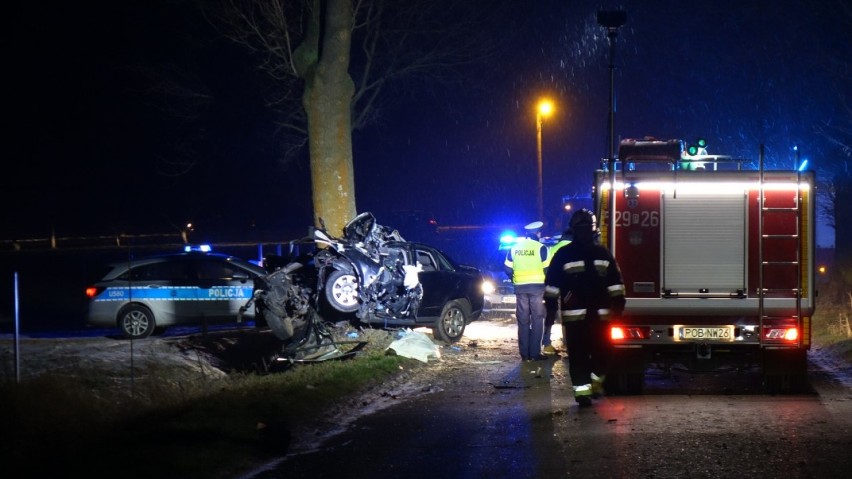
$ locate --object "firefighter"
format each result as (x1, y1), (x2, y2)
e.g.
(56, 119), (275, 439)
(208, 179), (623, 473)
(504, 220), (550, 361)
(542, 230), (572, 355)
(544, 209), (625, 406)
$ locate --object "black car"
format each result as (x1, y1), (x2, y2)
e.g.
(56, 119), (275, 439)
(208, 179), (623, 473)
(370, 240), (484, 342)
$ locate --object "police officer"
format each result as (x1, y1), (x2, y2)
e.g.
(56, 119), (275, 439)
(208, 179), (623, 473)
(505, 221), (550, 361)
(544, 209), (625, 406)
(542, 230), (571, 355)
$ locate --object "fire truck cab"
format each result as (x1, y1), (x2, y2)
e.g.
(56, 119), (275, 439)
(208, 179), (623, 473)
(595, 138), (814, 394)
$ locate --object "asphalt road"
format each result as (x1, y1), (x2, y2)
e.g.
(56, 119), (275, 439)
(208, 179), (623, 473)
(239, 321), (852, 479)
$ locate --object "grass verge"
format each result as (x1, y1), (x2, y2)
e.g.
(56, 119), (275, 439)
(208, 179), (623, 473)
(0, 348), (416, 479)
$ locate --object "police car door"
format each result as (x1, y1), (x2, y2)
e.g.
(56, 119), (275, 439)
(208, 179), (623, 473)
(191, 257), (253, 323)
(128, 259), (200, 325)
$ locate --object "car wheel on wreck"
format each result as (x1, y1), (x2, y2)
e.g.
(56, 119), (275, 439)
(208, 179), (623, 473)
(324, 269), (362, 313)
(262, 309), (298, 341)
(432, 299), (469, 343)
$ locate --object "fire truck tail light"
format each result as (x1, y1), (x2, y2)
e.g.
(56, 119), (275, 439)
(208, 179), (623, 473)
(766, 328), (798, 341)
(610, 326), (647, 340)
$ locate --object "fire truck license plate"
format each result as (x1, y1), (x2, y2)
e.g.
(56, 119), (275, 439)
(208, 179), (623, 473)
(677, 326), (734, 341)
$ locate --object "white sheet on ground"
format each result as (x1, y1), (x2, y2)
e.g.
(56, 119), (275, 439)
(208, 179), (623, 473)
(385, 328), (441, 363)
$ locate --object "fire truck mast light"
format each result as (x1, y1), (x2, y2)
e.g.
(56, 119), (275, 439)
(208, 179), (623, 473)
(600, 181), (808, 194)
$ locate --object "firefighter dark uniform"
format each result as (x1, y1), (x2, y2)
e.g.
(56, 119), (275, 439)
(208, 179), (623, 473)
(505, 221), (550, 361)
(544, 209), (625, 406)
(543, 233), (571, 354)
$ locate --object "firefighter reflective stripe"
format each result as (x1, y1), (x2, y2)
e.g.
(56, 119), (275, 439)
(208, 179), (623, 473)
(563, 260), (584, 273)
(593, 259), (610, 274)
(562, 308), (586, 321)
(608, 284), (625, 297)
(573, 383), (593, 397)
(591, 373), (605, 396)
(544, 285), (560, 298)
(597, 308), (611, 320)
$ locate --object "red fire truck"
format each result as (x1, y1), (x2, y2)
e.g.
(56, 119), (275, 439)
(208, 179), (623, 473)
(595, 138), (815, 394)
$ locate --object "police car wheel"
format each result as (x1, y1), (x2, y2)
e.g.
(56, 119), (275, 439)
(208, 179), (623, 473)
(324, 269), (361, 313)
(118, 305), (156, 339)
(433, 299), (468, 344)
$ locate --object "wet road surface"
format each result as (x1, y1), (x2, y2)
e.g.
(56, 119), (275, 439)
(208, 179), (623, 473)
(241, 322), (852, 479)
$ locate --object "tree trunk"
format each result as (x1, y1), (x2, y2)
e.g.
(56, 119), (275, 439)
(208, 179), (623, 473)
(303, 0), (357, 236)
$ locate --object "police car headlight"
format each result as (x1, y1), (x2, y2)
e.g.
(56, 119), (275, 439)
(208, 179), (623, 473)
(481, 279), (496, 295)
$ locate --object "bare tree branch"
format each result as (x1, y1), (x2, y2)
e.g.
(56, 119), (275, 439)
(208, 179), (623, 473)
(204, 0), (512, 158)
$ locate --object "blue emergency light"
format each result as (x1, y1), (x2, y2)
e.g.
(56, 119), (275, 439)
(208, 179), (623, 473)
(184, 244), (212, 253)
(499, 232), (518, 249)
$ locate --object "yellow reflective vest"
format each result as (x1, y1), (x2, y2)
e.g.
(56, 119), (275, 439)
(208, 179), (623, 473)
(549, 239), (571, 257)
(504, 237), (547, 285)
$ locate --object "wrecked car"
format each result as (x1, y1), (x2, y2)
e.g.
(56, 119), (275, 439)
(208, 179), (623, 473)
(240, 212), (485, 360)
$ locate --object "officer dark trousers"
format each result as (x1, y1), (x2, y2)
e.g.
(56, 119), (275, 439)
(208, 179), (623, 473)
(516, 290), (545, 360)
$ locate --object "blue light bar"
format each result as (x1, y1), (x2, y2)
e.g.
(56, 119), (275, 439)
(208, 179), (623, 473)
(499, 232), (517, 246)
(184, 244), (212, 253)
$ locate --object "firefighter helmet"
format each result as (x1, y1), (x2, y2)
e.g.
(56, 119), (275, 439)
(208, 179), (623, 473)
(569, 208), (597, 232)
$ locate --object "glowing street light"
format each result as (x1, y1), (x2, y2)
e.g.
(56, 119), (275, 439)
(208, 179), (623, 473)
(536, 99), (554, 222)
(597, 9), (626, 253)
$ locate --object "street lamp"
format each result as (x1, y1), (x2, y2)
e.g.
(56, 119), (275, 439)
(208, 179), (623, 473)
(536, 99), (554, 222)
(597, 9), (626, 253)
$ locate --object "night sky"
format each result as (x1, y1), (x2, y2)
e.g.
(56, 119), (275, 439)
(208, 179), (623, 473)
(4, 0), (847, 247)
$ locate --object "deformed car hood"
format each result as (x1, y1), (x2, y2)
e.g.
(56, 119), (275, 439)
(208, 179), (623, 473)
(342, 212), (377, 242)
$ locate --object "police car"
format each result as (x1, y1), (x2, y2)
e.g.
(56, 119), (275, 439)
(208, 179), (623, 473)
(480, 230), (564, 319)
(480, 231), (518, 319)
(85, 245), (266, 339)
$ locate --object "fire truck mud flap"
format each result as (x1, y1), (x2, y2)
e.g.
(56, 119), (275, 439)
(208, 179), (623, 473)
(762, 348), (809, 394)
(605, 348), (646, 395)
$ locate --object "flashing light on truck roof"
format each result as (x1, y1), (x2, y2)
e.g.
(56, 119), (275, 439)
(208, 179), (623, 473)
(685, 138), (708, 156)
(184, 244), (212, 253)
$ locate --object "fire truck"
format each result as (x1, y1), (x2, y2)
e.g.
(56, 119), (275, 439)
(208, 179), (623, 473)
(594, 138), (815, 394)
